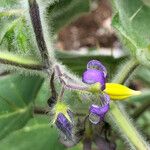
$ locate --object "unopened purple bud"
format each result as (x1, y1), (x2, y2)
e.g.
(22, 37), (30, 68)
(87, 60), (107, 77)
(55, 112), (73, 139)
(82, 69), (105, 90)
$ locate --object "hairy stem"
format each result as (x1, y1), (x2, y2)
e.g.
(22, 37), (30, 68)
(110, 58), (149, 149)
(0, 52), (43, 70)
(28, 0), (51, 69)
(112, 58), (139, 84)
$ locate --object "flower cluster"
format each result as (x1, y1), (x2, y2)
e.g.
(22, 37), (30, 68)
(82, 60), (110, 124)
(52, 60), (141, 139)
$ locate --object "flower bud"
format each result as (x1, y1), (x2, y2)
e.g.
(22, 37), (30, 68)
(52, 102), (74, 139)
(55, 112), (73, 139)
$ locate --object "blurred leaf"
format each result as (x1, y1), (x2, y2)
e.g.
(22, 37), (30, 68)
(0, 0), (19, 8)
(128, 92), (150, 137)
(55, 50), (127, 78)
(47, 0), (90, 33)
(0, 116), (65, 150)
(0, 9), (24, 17)
(136, 67), (150, 86)
(0, 74), (44, 140)
(0, 17), (21, 44)
(35, 79), (50, 107)
(0, 16), (37, 54)
(112, 0), (150, 51)
(127, 91), (150, 103)
(112, 13), (137, 54)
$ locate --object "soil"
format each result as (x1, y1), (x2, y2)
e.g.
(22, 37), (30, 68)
(57, 0), (118, 50)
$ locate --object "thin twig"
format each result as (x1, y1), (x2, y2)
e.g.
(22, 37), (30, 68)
(47, 72), (58, 107)
(50, 72), (57, 98)
(34, 106), (48, 114)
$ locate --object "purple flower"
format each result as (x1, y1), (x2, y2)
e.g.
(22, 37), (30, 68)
(87, 60), (107, 77)
(82, 60), (110, 124)
(55, 112), (73, 139)
(82, 60), (107, 90)
(89, 94), (110, 124)
(82, 69), (106, 90)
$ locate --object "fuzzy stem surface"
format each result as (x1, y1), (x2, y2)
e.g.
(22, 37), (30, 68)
(110, 58), (149, 150)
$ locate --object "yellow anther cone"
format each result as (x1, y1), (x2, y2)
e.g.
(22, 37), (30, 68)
(104, 83), (141, 100)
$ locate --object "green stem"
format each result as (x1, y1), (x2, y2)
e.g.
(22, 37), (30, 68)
(112, 58), (139, 84)
(110, 58), (149, 149)
(0, 51), (43, 70)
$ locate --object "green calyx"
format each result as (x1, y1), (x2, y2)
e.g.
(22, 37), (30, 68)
(87, 82), (101, 94)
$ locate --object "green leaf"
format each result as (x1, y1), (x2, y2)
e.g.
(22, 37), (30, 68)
(112, 13), (137, 54)
(0, 17), (22, 44)
(112, 0), (150, 50)
(0, 74), (44, 140)
(0, 116), (65, 150)
(47, 0), (90, 33)
(0, 16), (37, 54)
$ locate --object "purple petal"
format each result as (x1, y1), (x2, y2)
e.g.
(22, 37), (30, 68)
(100, 93), (110, 105)
(87, 60), (107, 77)
(89, 111), (101, 124)
(89, 104), (109, 118)
(55, 112), (73, 139)
(67, 109), (74, 124)
(89, 94), (110, 124)
(82, 69), (106, 90)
